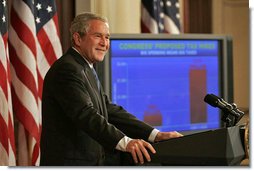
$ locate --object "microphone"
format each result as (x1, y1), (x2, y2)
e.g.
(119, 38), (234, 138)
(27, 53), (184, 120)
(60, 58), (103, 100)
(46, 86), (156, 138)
(204, 94), (233, 112)
(204, 94), (244, 125)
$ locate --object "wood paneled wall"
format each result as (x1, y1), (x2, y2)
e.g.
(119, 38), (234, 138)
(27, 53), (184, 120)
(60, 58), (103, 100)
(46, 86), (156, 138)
(55, 0), (75, 53)
(213, 0), (249, 109)
(183, 0), (212, 33)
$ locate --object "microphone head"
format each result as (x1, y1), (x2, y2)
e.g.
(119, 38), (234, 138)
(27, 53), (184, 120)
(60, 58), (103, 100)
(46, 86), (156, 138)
(204, 94), (219, 107)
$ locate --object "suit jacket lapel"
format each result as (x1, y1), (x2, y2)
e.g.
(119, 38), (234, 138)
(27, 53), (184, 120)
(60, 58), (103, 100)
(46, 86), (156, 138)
(67, 47), (107, 119)
(83, 66), (106, 119)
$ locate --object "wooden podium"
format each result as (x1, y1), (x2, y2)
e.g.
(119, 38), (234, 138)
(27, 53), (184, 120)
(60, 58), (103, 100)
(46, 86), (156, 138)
(121, 126), (246, 166)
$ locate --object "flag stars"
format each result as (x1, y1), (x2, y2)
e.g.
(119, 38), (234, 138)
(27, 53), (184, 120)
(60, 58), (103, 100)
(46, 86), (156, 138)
(46, 6), (52, 13)
(36, 17), (41, 24)
(166, 0), (172, 7)
(175, 2), (180, 8)
(160, 0), (164, 7)
(160, 12), (164, 18)
(142, 0), (181, 33)
(2, 15), (6, 23)
(2, 0), (6, 7)
(159, 22), (164, 30)
(176, 13), (180, 19)
(36, 3), (42, 10)
(35, 3), (53, 14)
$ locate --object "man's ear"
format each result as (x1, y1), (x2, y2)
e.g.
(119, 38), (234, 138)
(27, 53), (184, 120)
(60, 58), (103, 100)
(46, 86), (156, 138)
(73, 32), (81, 46)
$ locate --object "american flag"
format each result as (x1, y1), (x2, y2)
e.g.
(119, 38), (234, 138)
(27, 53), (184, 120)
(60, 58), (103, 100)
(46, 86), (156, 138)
(141, 0), (181, 33)
(8, 0), (62, 166)
(0, 0), (16, 166)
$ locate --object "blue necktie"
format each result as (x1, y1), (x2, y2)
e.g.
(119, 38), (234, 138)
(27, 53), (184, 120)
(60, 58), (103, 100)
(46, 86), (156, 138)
(91, 67), (100, 90)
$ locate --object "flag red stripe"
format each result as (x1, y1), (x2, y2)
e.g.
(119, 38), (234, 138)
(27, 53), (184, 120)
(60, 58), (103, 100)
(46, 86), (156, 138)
(0, 72), (11, 155)
(0, 33), (13, 157)
(10, 7), (37, 57)
(4, 34), (13, 87)
(0, 34), (8, 99)
(8, 114), (16, 156)
(9, 44), (38, 103)
(0, 62), (8, 99)
(31, 142), (40, 165)
(37, 28), (58, 66)
(8, 0), (62, 165)
(0, 5), (16, 164)
(7, 59), (12, 86)
(11, 87), (40, 141)
(0, 114), (9, 154)
(141, 21), (151, 33)
(53, 14), (60, 37)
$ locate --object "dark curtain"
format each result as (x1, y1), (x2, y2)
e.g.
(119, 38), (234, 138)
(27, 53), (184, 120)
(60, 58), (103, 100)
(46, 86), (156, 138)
(55, 0), (75, 53)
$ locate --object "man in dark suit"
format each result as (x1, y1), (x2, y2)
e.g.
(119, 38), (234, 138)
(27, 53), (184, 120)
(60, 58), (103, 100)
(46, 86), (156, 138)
(40, 12), (182, 166)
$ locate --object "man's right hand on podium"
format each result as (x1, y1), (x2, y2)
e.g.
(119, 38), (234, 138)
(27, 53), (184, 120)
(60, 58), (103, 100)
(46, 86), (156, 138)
(126, 139), (156, 164)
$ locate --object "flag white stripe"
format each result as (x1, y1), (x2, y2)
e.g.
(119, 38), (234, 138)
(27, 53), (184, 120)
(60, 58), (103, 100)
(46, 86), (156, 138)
(10, 64), (40, 126)
(8, 143), (15, 166)
(141, 4), (159, 33)
(0, 88), (8, 123)
(36, 40), (51, 78)
(7, 43), (16, 166)
(164, 15), (180, 34)
(9, 26), (38, 87)
(0, 8), (16, 166)
(0, 34), (9, 133)
(0, 36), (7, 69)
(43, 20), (62, 57)
(8, 0), (62, 165)
(13, 0), (36, 35)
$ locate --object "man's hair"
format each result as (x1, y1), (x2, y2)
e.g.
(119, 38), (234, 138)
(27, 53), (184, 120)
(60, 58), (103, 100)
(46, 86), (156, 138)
(70, 12), (108, 46)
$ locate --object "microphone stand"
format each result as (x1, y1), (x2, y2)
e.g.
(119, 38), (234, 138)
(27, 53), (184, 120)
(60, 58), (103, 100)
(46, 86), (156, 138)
(221, 103), (245, 127)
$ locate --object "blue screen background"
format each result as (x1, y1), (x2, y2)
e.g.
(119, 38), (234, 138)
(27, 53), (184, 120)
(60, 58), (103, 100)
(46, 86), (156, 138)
(110, 40), (221, 132)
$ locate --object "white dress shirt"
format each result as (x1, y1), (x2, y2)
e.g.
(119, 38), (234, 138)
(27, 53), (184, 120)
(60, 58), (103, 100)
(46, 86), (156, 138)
(115, 129), (160, 151)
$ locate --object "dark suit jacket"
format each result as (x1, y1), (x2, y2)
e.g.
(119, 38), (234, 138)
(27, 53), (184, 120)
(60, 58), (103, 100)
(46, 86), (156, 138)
(40, 48), (154, 166)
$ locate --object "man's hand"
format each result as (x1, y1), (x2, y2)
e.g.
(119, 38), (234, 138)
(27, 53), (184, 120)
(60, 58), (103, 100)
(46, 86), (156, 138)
(126, 139), (156, 164)
(154, 131), (183, 142)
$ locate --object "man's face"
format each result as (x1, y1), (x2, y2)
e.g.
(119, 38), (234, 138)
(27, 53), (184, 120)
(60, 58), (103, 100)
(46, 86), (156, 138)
(75, 19), (110, 63)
